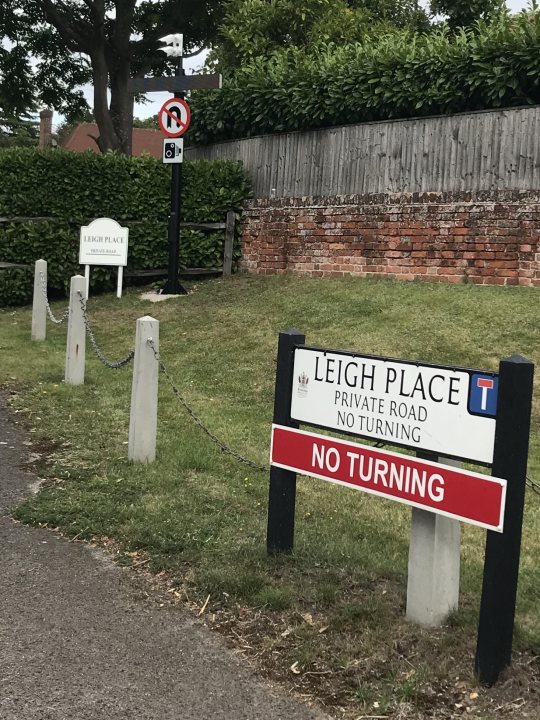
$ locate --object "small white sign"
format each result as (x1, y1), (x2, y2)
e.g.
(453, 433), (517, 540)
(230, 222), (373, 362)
(290, 348), (497, 465)
(162, 138), (184, 164)
(79, 217), (129, 267)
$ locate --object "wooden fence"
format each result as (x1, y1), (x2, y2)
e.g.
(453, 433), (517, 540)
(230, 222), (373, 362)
(0, 211), (236, 277)
(186, 105), (540, 198)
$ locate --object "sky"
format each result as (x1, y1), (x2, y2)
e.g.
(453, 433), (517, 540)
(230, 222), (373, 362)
(53, 0), (532, 130)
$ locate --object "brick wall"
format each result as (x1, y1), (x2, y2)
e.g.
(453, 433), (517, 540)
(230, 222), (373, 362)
(239, 191), (540, 286)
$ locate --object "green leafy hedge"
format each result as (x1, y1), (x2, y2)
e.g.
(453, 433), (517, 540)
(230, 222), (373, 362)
(188, 11), (540, 145)
(0, 149), (250, 305)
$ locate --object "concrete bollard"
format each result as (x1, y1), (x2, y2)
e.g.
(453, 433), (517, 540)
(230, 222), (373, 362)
(64, 275), (86, 385)
(406, 457), (461, 627)
(128, 316), (159, 463)
(31, 259), (47, 341)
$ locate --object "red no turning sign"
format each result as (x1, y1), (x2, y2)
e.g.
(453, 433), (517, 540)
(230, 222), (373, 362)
(158, 97), (191, 138)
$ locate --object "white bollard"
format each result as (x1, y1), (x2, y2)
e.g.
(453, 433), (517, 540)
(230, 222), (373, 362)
(128, 316), (159, 463)
(64, 275), (86, 385)
(31, 259), (47, 341)
(406, 457), (461, 628)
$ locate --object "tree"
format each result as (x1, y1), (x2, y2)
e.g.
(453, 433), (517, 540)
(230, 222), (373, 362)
(212, 0), (430, 69)
(7, 1), (226, 155)
(429, 0), (505, 30)
(133, 115), (159, 129)
(0, 5), (89, 123)
(0, 115), (40, 148)
(350, 0), (430, 30)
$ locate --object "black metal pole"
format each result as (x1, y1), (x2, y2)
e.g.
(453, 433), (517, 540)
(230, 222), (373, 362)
(266, 328), (305, 554)
(162, 56), (187, 295)
(475, 355), (534, 686)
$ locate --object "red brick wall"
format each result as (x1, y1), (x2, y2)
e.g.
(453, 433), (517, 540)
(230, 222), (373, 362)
(239, 191), (540, 286)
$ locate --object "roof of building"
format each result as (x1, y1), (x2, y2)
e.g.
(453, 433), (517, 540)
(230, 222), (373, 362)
(63, 122), (162, 158)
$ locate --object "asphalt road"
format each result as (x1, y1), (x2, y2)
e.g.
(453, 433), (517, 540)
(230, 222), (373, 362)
(0, 393), (328, 720)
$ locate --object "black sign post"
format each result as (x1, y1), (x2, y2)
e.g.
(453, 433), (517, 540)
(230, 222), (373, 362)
(163, 56), (187, 295)
(266, 328), (305, 554)
(128, 54), (221, 295)
(475, 355), (534, 686)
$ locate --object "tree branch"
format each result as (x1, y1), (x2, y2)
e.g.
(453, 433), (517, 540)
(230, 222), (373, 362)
(39, 0), (93, 53)
(80, 0), (104, 24)
(184, 46), (208, 59)
(113, 0), (137, 59)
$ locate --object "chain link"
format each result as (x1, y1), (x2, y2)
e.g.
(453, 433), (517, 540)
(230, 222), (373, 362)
(39, 271), (69, 324)
(76, 292), (135, 369)
(147, 339), (267, 472)
(527, 475), (540, 496)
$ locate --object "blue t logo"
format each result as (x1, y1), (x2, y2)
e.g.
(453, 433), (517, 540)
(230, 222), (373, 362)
(468, 374), (498, 417)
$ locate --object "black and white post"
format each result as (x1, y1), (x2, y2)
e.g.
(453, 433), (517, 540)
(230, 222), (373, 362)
(159, 34), (187, 296)
(475, 355), (534, 686)
(128, 36), (221, 296)
(266, 328), (305, 554)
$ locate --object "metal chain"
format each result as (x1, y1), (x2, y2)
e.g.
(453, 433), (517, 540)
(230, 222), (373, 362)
(147, 339), (267, 472)
(76, 292), (135, 369)
(39, 271), (69, 324)
(527, 476), (540, 496)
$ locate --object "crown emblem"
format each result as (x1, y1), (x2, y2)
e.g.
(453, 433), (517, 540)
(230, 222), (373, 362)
(297, 371), (309, 398)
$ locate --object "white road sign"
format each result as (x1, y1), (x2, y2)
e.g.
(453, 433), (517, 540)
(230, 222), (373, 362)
(162, 137), (184, 164)
(290, 347), (498, 465)
(79, 217), (128, 267)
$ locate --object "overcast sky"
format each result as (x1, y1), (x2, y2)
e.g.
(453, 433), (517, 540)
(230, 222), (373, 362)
(53, 0), (533, 129)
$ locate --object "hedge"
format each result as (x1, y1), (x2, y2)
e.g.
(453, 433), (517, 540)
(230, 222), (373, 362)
(0, 149), (251, 305)
(187, 12), (540, 145)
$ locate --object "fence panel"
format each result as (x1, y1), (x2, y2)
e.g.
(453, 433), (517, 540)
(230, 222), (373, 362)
(186, 106), (540, 198)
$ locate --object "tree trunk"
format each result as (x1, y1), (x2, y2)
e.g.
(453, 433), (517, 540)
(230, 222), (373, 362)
(108, 0), (136, 156)
(91, 48), (121, 153)
(38, 0), (146, 156)
(110, 57), (134, 156)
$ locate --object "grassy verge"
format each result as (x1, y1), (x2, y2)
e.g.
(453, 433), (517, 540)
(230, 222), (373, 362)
(1, 274), (539, 718)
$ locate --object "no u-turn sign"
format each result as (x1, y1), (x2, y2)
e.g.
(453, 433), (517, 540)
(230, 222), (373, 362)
(158, 97), (191, 138)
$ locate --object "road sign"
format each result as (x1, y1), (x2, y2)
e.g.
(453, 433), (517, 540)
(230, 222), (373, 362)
(79, 217), (129, 299)
(290, 347), (498, 465)
(162, 138), (184, 164)
(469, 373), (499, 416)
(158, 98), (190, 138)
(270, 424), (507, 532)
(79, 217), (128, 267)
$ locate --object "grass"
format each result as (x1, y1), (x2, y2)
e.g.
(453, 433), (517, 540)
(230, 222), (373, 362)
(1, 273), (540, 718)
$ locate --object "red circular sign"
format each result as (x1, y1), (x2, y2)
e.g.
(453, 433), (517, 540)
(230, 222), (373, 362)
(158, 97), (191, 138)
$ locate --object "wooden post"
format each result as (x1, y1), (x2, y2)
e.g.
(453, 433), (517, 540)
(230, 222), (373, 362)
(406, 454), (461, 627)
(31, 259), (47, 341)
(266, 328), (305, 554)
(475, 355), (534, 685)
(223, 210), (235, 276)
(84, 264), (90, 299)
(406, 452), (461, 627)
(128, 316), (159, 463)
(64, 275), (86, 385)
